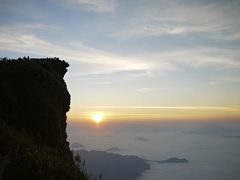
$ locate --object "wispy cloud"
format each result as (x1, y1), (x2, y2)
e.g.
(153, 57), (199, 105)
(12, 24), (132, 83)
(219, 77), (240, 83)
(58, 0), (117, 13)
(136, 87), (193, 93)
(96, 81), (113, 85)
(208, 81), (217, 86)
(1, 23), (240, 79)
(0, 25), (152, 76)
(114, 0), (240, 39)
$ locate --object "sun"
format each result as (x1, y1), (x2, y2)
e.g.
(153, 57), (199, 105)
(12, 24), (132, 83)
(92, 114), (104, 123)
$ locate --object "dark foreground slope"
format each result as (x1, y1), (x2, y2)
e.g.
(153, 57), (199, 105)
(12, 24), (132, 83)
(0, 58), (88, 180)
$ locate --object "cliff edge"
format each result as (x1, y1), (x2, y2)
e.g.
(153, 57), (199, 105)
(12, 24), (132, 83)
(0, 58), (88, 180)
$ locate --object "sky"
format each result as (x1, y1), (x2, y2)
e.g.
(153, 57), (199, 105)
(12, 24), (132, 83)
(1, 0), (240, 122)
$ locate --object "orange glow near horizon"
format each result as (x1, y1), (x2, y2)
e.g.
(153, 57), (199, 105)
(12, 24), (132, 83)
(67, 106), (240, 122)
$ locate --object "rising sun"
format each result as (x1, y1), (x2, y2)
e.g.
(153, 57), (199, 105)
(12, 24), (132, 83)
(92, 114), (104, 123)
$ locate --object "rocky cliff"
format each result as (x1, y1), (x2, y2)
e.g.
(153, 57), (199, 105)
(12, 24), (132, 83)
(0, 58), (88, 180)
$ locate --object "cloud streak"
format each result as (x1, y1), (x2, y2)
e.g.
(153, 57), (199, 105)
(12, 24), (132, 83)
(115, 0), (240, 39)
(58, 0), (117, 13)
(0, 27), (152, 76)
(91, 106), (240, 111)
(0, 23), (240, 79)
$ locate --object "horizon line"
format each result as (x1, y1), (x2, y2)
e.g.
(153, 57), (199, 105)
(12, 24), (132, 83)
(89, 105), (240, 111)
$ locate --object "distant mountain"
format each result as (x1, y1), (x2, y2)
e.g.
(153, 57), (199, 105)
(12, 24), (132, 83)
(105, 147), (122, 152)
(73, 150), (150, 180)
(135, 137), (151, 142)
(221, 134), (240, 139)
(156, 157), (189, 164)
(70, 143), (85, 150)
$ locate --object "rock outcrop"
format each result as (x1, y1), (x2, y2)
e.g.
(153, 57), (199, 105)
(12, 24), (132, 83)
(0, 58), (88, 180)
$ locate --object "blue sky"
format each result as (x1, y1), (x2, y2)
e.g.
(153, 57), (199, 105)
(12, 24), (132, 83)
(1, 0), (240, 121)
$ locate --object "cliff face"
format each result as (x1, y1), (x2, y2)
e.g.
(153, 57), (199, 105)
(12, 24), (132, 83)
(0, 58), (87, 180)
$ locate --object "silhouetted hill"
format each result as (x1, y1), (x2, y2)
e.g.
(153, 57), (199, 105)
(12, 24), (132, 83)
(157, 157), (189, 163)
(73, 150), (150, 180)
(105, 147), (122, 152)
(0, 58), (88, 180)
(135, 137), (152, 142)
